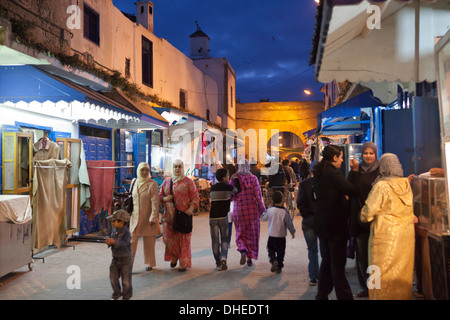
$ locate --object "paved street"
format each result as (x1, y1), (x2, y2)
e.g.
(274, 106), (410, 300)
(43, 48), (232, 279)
(0, 210), (369, 302)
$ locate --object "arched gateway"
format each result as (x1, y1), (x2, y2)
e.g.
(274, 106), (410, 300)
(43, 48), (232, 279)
(235, 101), (324, 163)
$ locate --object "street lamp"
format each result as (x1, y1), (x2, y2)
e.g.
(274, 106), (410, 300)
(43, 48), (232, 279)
(303, 89), (322, 98)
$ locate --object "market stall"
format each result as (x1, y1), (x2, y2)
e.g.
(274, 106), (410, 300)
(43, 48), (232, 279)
(411, 174), (449, 300)
(310, 0), (450, 300)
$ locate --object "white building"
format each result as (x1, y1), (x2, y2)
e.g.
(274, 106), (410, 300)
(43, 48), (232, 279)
(0, 0), (236, 236)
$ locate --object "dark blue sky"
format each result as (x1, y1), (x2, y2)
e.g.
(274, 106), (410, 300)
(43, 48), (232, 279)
(113, 0), (323, 103)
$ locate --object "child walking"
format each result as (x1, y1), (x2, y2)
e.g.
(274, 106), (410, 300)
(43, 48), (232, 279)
(261, 190), (296, 273)
(209, 168), (240, 271)
(106, 210), (133, 300)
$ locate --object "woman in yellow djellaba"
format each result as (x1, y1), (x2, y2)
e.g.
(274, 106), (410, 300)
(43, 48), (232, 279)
(361, 153), (416, 300)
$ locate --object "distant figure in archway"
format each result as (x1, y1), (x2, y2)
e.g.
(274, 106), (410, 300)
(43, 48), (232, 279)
(300, 158), (310, 181)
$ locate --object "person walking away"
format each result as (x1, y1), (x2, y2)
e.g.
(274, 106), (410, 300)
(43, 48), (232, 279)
(250, 162), (261, 183)
(159, 159), (200, 272)
(106, 210), (132, 300)
(261, 191), (296, 273)
(209, 168), (240, 271)
(226, 164), (238, 246)
(313, 145), (358, 300)
(361, 153), (415, 300)
(292, 159), (301, 183)
(347, 142), (380, 298)
(282, 159), (297, 187)
(300, 158), (310, 181)
(231, 159), (266, 266)
(129, 162), (160, 271)
(297, 161), (320, 285)
(267, 159), (289, 207)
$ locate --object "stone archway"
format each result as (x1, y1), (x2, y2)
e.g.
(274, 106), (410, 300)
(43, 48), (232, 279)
(235, 101), (324, 164)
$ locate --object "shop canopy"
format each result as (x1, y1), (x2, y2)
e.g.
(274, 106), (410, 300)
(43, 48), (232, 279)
(303, 127), (317, 140)
(310, 0), (449, 83)
(317, 89), (382, 135)
(152, 106), (207, 126)
(0, 65), (168, 130)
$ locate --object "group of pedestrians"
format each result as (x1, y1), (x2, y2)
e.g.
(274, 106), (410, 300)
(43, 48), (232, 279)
(105, 142), (417, 300)
(105, 158), (298, 300)
(297, 142), (416, 300)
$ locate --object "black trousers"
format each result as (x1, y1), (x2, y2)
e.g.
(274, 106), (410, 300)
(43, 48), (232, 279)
(355, 232), (370, 292)
(267, 236), (286, 269)
(316, 236), (353, 300)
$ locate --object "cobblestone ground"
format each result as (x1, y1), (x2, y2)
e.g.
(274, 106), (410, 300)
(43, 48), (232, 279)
(0, 211), (366, 301)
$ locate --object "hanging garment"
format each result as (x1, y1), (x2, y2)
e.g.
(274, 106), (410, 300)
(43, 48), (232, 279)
(32, 159), (72, 250)
(79, 143), (91, 210)
(33, 138), (60, 161)
(84, 160), (116, 219)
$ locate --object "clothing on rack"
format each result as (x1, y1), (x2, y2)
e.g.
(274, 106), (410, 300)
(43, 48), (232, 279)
(33, 137), (60, 161)
(79, 143), (91, 211)
(32, 158), (72, 250)
(84, 160), (116, 220)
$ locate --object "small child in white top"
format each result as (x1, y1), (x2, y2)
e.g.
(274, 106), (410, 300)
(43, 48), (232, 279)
(261, 190), (296, 273)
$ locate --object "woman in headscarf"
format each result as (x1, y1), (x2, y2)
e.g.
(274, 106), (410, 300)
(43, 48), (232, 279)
(130, 162), (160, 271)
(361, 153), (415, 300)
(159, 159), (199, 272)
(347, 141), (380, 298)
(231, 159), (266, 266)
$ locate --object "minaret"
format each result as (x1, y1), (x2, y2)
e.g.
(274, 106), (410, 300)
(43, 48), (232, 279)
(136, 1), (154, 33)
(189, 21), (211, 59)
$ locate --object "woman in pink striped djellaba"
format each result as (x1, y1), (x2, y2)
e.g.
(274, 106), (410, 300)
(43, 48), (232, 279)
(230, 159), (266, 266)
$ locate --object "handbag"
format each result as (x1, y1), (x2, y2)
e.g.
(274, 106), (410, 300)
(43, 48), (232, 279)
(124, 178), (137, 214)
(170, 179), (193, 234)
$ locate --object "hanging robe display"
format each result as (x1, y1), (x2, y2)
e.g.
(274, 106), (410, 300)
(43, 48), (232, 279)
(84, 160), (116, 220)
(32, 158), (72, 250)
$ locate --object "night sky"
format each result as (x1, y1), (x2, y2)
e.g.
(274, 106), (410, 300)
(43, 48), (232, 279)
(113, 0), (324, 104)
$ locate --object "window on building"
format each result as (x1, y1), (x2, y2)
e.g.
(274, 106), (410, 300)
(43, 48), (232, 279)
(230, 85), (234, 109)
(142, 36), (153, 87)
(79, 125), (111, 139)
(125, 58), (131, 79)
(83, 4), (100, 45)
(206, 109), (211, 121)
(179, 89), (187, 110)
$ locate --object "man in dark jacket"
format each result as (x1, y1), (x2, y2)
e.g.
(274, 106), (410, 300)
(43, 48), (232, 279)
(297, 161), (319, 285)
(313, 145), (358, 300)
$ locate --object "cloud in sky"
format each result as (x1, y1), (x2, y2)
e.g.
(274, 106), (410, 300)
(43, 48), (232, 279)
(113, 0), (323, 103)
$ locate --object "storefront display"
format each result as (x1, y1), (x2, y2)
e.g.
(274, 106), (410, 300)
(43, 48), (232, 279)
(32, 158), (72, 251)
(436, 30), (450, 231)
(412, 175), (449, 232)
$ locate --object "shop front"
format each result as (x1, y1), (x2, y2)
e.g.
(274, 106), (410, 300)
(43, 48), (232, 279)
(310, 0), (450, 299)
(315, 90), (382, 176)
(0, 65), (168, 260)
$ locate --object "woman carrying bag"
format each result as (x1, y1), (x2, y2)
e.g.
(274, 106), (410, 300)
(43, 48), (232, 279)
(159, 159), (199, 272)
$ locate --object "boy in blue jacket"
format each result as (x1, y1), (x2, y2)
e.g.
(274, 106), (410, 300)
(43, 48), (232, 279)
(106, 210), (132, 300)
